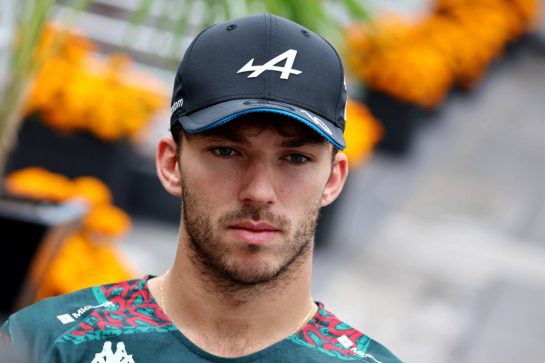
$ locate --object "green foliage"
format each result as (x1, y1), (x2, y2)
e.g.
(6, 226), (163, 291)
(0, 0), (93, 177)
(125, 0), (370, 58)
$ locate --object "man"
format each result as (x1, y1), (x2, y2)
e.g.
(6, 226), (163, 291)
(1, 14), (401, 362)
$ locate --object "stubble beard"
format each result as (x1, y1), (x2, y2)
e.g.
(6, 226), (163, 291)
(180, 179), (320, 297)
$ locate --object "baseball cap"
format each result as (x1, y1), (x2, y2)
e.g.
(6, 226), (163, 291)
(170, 13), (347, 149)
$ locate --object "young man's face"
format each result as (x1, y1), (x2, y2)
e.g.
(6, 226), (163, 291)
(176, 115), (347, 286)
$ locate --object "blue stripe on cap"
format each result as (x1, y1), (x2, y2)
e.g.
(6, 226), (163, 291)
(184, 107), (344, 150)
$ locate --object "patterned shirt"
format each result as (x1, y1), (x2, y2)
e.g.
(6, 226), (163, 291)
(0, 276), (402, 362)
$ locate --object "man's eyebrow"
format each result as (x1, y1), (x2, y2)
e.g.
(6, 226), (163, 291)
(198, 132), (324, 147)
(200, 132), (250, 145)
(279, 137), (325, 148)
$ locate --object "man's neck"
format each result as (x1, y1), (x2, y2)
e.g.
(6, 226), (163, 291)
(149, 243), (316, 357)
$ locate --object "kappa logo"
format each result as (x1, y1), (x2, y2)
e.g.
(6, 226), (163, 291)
(237, 49), (302, 79)
(300, 110), (332, 136)
(337, 335), (383, 363)
(90, 341), (135, 363)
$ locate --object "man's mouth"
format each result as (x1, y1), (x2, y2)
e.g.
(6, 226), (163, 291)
(228, 221), (281, 244)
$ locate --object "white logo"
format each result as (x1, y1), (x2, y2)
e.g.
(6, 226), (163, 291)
(56, 314), (75, 324)
(342, 77), (347, 121)
(300, 110), (332, 136)
(337, 335), (383, 363)
(57, 301), (115, 324)
(338, 335), (353, 348)
(237, 49), (302, 79)
(170, 98), (184, 115)
(90, 341), (135, 363)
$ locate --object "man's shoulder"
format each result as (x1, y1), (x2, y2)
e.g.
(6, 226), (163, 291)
(4, 285), (97, 336)
(0, 277), (149, 361)
(5, 277), (142, 330)
(289, 302), (403, 362)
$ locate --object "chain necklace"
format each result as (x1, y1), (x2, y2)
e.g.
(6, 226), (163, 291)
(159, 271), (316, 336)
(289, 297), (317, 335)
(159, 270), (169, 316)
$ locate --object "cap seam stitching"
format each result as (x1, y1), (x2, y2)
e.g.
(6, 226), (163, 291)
(268, 14), (274, 97)
(267, 14), (272, 97)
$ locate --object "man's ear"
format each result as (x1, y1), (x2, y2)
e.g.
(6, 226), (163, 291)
(321, 152), (349, 207)
(156, 135), (182, 197)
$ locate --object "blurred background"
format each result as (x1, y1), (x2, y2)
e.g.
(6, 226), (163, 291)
(0, 0), (544, 362)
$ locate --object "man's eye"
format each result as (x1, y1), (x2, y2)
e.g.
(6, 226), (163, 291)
(286, 153), (309, 164)
(212, 147), (236, 157)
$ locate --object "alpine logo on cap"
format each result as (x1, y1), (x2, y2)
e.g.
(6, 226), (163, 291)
(237, 49), (302, 79)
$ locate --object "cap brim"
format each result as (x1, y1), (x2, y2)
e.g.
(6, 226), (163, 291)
(178, 99), (345, 150)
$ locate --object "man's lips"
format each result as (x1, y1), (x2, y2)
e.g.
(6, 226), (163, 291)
(230, 221), (279, 232)
(228, 221), (280, 244)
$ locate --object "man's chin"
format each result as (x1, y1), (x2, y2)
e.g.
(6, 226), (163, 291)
(222, 261), (283, 285)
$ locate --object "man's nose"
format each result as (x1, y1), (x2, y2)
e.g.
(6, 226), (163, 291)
(238, 160), (277, 205)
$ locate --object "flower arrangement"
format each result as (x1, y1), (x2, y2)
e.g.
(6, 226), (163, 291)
(23, 23), (168, 142)
(4, 167), (135, 300)
(345, 0), (541, 108)
(344, 98), (383, 168)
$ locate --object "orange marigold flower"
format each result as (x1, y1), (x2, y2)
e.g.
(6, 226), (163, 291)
(5, 167), (73, 201)
(24, 22), (168, 142)
(6, 167), (136, 301)
(344, 99), (383, 168)
(83, 204), (131, 237)
(71, 176), (113, 206)
(345, 0), (540, 102)
(34, 233), (135, 300)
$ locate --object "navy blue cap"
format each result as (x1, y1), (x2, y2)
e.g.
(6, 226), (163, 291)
(170, 13), (347, 149)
